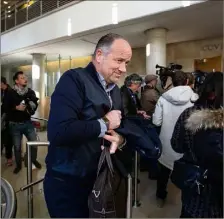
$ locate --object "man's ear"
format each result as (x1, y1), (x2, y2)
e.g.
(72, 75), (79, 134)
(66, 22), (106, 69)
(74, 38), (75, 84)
(186, 78), (189, 85)
(95, 49), (103, 63)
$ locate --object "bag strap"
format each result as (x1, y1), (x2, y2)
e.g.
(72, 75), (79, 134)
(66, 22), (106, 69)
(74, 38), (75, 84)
(97, 148), (106, 176)
(105, 147), (114, 176)
(97, 148), (114, 177)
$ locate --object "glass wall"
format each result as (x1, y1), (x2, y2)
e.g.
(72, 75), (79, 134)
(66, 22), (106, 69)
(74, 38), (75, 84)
(15, 55), (92, 97)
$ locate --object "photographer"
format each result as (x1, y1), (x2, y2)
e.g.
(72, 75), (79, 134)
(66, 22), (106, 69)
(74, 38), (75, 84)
(4, 71), (41, 174)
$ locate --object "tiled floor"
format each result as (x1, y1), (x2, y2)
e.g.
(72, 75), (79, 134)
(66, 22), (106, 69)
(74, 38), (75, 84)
(1, 131), (181, 218)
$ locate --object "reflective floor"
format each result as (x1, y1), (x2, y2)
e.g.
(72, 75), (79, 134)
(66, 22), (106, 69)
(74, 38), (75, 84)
(1, 131), (181, 218)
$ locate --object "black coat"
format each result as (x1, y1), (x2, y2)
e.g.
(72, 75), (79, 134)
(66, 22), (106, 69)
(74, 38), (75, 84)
(171, 106), (223, 218)
(46, 62), (161, 179)
(120, 85), (141, 116)
(2, 87), (38, 122)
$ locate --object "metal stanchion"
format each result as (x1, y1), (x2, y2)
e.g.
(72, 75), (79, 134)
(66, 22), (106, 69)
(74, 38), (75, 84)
(126, 174), (132, 218)
(26, 141), (49, 218)
(133, 151), (141, 208)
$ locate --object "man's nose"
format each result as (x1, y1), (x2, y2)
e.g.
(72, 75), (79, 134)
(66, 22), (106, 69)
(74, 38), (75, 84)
(118, 63), (126, 73)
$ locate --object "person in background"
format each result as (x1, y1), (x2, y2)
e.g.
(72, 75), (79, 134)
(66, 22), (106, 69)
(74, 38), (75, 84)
(141, 74), (160, 116)
(44, 33), (130, 217)
(152, 71), (198, 207)
(120, 73), (149, 118)
(120, 74), (150, 173)
(141, 74), (160, 179)
(171, 72), (223, 218)
(3, 72), (41, 174)
(186, 72), (195, 90)
(1, 76), (13, 166)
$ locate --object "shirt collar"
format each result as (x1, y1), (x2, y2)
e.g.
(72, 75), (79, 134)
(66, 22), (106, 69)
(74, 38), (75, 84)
(97, 72), (116, 93)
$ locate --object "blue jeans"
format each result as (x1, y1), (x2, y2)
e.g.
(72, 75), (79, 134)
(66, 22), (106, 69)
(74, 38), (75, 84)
(9, 121), (38, 168)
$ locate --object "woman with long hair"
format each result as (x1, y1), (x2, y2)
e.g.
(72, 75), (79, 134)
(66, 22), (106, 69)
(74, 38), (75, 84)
(171, 71), (223, 218)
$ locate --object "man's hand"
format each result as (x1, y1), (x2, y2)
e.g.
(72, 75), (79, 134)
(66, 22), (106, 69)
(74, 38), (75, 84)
(137, 110), (150, 119)
(16, 104), (26, 111)
(105, 110), (122, 130)
(102, 130), (124, 154)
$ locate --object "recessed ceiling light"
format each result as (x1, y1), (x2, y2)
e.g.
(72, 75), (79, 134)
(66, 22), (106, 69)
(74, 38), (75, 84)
(8, 10), (11, 13)
(8, 15), (11, 18)
(3, 1), (8, 4)
(8, 6), (11, 8)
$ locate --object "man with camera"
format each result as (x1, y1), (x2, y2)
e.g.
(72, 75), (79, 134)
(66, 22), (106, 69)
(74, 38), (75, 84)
(4, 71), (41, 174)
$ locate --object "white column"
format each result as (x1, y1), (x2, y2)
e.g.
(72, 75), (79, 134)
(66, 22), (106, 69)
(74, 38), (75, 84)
(31, 53), (46, 118)
(145, 28), (167, 75)
(2, 66), (12, 86)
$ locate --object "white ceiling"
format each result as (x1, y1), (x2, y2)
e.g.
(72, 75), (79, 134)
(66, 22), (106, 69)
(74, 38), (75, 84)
(1, 0), (223, 67)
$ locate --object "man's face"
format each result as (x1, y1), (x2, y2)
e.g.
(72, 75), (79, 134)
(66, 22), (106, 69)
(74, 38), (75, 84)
(130, 83), (141, 93)
(95, 39), (132, 84)
(15, 74), (28, 87)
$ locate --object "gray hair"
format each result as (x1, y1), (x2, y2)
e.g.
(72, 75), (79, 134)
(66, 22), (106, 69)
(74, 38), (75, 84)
(93, 33), (125, 58)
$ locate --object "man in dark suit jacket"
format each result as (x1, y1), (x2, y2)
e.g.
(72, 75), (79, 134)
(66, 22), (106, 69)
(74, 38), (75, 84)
(44, 33), (132, 218)
(120, 73), (149, 118)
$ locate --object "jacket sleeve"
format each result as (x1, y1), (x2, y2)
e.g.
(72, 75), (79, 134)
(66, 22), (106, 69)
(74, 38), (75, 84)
(171, 112), (186, 153)
(152, 97), (163, 126)
(121, 90), (131, 116)
(48, 70), (101, 146)
(27, 89), (39, 113)
(171, 108), (193, 153)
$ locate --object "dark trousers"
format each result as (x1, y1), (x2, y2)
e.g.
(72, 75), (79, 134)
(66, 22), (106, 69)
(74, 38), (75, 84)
(44, 171), (96, 218)
(180, 207), (192, 218)
(156, 162), (171, 200)
(1, 126), (13, 159)
(9, 121), (38, 168)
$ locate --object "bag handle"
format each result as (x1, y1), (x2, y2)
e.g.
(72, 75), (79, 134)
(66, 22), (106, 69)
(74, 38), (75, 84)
(105, 147), (114, 176)
(96, 147), (114, 177)
(97, 148), (106, 176)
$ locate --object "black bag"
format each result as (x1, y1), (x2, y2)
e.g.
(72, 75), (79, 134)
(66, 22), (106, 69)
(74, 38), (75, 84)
(88, 147), (116, 218)
(171, 142), (208, 195)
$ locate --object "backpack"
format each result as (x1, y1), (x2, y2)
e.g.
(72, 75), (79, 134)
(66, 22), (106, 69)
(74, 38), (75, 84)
(88, 147), (116, 218)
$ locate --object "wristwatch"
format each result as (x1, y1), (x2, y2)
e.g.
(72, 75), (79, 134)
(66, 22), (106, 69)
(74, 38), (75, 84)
(102, 116), (110, 130)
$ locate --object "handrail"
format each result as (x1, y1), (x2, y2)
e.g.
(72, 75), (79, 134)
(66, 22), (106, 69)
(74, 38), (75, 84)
(31, 117), (48, 122)
(1, 0), (82, 34)
(26, 141), (49, 218)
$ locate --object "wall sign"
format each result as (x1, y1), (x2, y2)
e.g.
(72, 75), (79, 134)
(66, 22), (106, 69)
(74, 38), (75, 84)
(202, 43), (223, 51)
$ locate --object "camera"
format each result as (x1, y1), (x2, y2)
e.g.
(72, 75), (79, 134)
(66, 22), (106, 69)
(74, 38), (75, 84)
(155, 63), (182, 89)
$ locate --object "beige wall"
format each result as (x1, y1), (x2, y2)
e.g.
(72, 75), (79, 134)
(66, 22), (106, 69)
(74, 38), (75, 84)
(126, 37), (223, 75)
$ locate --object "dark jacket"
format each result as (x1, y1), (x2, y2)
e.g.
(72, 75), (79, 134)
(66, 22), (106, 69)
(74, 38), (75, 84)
(46, 62), (161, 179)
(120, 85), (141, 116)
(171, 106), (223, 218)
(1, 85), (12, 116)
(141, 85), (160, 115)
(3, 87), (38, 123)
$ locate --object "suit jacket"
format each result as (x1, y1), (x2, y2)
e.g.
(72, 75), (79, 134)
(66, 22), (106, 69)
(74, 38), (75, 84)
(120, 85), (141, 116)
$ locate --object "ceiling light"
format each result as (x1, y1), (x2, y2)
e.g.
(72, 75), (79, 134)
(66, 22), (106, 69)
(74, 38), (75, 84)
(8, 6), (11, 8)
(8, 10), (11, 13)
(7, 15), (11, 18)
(182, 1), (191, 7)
(112, 3), (118, 24)
(67, 18), (72, 36)
(3, 1), (8, 4)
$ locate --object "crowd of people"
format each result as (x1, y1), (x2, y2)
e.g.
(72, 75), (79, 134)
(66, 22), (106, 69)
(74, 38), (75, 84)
(1, 33), (223, 218)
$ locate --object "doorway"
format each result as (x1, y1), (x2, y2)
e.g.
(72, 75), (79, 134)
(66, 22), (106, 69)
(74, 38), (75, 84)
(194, 56), (222, 72)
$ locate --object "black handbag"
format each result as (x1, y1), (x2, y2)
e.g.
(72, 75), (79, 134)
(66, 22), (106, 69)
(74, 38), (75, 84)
(88, 147), (116, 218)
(171, 143), (208, 195)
